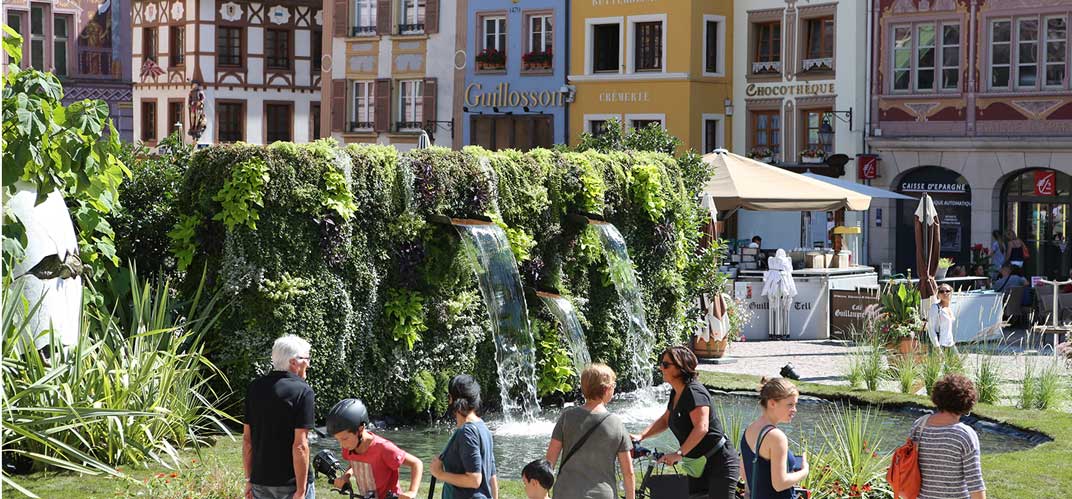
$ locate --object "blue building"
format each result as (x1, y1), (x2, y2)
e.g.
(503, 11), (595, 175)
(462, 0), (567, 150)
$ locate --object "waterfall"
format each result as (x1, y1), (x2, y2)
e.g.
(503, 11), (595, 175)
(537, 292), (592, 376)
(454, 220), (540, 419)
(591, 222), (655, 389)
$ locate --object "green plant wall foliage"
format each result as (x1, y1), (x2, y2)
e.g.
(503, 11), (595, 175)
(150, 140), (709, 418)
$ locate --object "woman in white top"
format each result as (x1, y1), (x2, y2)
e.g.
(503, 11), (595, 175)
(929, 284), (956, 352)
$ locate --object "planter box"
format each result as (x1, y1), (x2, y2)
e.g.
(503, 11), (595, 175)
(694, 336), (729, 359)
(752, 156), (772, 163)
(523, 62), (552, 71)
(801, 156), (825, 164)
(477, 62), (506, 71)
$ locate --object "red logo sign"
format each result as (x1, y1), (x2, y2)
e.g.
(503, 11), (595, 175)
(858, 155), (879, 180)
(1035, 171), (1056, 196)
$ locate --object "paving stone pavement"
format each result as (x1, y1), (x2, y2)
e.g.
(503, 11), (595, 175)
(696, 336), (1072, 411)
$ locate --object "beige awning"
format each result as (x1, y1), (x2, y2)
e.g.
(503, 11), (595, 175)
(700, 149), (872, 212)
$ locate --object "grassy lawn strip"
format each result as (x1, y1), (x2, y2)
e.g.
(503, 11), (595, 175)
(698, 371), (1070, 499)
(1, 437), (528, 499)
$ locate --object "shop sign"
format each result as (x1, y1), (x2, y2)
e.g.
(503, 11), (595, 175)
(898, 181), (968, 195)
(829, 289), (880, 340)
(858, 155), (879, 180)
(745, 81), (836, 98)
(598, 91), (650, 103)
(465, 82), (564, 108)
(1035, 170), (1056, 196)
(591, 0), (657, 5)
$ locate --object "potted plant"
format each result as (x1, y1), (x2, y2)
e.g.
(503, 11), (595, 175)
(877, 283), (924, 354)
(475, 48), (506, 71)
(970, 244), (991, 268)
(695, 293), (751, 359)
(748, 147), (774, 163)
(522, 50), (552, 71)
(800, 148), (827, 164)
(936, 257), (954, 280)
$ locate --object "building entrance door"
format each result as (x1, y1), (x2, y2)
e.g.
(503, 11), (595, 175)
(1002, 169), (1072, 279)
(470, 115), (553, 151)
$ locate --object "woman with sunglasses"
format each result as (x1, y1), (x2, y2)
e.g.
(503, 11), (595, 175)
(928, 284), (957, 353)
(631, 346), (739, 499)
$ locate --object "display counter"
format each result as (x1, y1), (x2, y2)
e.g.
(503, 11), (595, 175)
(733, 266), (879, 340)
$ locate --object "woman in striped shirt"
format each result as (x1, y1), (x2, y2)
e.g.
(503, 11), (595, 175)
(909, 373), (986, 499)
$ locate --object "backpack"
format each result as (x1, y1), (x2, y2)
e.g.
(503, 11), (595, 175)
(886, 417), (925, 499)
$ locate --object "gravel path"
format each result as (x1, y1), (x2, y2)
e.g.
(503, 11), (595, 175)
(697, 336), (1072, 411)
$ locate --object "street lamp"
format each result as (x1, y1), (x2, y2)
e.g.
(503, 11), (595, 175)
(818, 119), (834, 148)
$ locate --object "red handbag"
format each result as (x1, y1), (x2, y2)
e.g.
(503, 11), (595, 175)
(886, 421), (924, 499)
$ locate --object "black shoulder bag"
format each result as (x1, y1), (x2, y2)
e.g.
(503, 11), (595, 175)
(557, 412), (612, 472)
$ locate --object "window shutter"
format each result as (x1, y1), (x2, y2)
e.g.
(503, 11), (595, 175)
(331, 79), (346, 131)
(334, 0), (348, 37)
(422, 77), (437, 126)
(374, 78), (391, 132)
(377, 0), (392, 35)
(425, 0), (439, 34)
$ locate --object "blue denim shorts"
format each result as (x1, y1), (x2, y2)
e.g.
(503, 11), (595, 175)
(252, 483), (316, 499)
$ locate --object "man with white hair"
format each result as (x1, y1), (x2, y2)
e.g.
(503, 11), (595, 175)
(243, 335), (316, 499)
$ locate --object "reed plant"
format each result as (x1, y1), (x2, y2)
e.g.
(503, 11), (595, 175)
(943, 348), (967, 375)
(715, 402), (753, 451)
(973, 353), (1002, 405)
(860, 344), (886, 392)
(921, 349), (944, 395)
(1035, 360), (1067, 410)
(887, 354), (921, 394)
(2, 267), (235, 497)
(1018, 357), (1039, 410)
(843, 348), (866, 389)
(814, 405), (892, 498)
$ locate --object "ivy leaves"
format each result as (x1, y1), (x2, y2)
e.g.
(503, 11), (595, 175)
(212, 158), (269, 231)
(384, 288), (428, 351)
(1, 26), (129, 278)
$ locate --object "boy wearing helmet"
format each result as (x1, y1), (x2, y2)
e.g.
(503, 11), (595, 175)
(327, 399), (423, 499)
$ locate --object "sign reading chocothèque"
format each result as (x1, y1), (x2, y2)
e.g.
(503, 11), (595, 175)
(745, 82), (836, 98)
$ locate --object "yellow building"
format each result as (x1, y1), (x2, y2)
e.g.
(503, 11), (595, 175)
(568, 0), (733, 153)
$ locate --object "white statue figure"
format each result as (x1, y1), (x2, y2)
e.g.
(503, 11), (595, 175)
(762, 249), (797, 339)
(7, 183), (84, 350)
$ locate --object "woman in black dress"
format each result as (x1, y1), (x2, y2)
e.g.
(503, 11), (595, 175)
(632, 346), (740, 499)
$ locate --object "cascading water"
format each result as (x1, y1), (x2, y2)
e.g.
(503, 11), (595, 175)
(591, 221), (655, 389)
(536, 292), (592, 376)
(454, 220), (540, 419)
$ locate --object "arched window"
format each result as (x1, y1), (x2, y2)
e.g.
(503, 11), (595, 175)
(1001, 169), (1072, 278)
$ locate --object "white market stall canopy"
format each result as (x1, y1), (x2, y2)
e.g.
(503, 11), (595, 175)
(701, 149), (872, 212)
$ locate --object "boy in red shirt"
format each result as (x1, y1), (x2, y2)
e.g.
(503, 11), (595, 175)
(326, 399), (423, 499)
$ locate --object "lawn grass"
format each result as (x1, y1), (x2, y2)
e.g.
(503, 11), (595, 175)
(2, 436), (527, 499)
(699, 370), (1071, 499)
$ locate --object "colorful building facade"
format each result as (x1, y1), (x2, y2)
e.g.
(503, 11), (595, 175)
(730, 0), (869, 253)
(867, 0), (1072, 277)
(461, 0), (566, 150)
(326, 0), (457, 150)
(4, 0), (134, 141)
(567, 0), (733, 154)
(131, 0), (324, 145)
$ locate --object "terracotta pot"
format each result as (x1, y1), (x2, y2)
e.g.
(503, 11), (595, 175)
(891, 337), (920, 355)
(694, 336), (729, 358)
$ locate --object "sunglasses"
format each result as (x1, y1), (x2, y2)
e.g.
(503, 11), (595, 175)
(296, 355), (312, 361)
(938, 289), (952, 294)
(658, 361), (674, 369)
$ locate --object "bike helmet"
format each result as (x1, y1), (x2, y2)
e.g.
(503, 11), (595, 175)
(325, 398), (370, 435)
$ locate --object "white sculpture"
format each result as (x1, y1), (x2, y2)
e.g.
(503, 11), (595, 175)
(7, 182), (83, 350)
(762, 249), (797, 339)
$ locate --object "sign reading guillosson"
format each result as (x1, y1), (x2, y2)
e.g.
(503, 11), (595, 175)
(465, 82), (565, 108)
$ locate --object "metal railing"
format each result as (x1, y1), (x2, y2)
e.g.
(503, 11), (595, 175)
(348, 121), (374, 131)
(396, 121), (423, 131)
(398, 23), (424, 34)
(351, 25), (376, 36)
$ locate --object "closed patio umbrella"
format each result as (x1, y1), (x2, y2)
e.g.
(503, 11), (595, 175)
(914, 193), (940, 303)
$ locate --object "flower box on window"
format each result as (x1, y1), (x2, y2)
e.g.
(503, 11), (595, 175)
(748, 147), (774, 163)
(476, 48), (506, 71)
(522, 50), (552, 71)
(800, 148), (827, 164)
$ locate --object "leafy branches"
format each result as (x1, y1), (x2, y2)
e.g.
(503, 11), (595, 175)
(212, 157), (269, 231)
(384, 288), (428, 351)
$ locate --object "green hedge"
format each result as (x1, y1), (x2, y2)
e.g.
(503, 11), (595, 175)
(158, 140), (708, 418)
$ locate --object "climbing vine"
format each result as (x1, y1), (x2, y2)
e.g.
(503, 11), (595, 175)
(212, 157), (269, 231)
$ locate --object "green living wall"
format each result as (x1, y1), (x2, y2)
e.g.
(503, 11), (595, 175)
(162, 140), (710, 418)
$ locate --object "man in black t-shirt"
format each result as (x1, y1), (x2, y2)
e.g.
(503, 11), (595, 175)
(244, 335), (316, 499)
